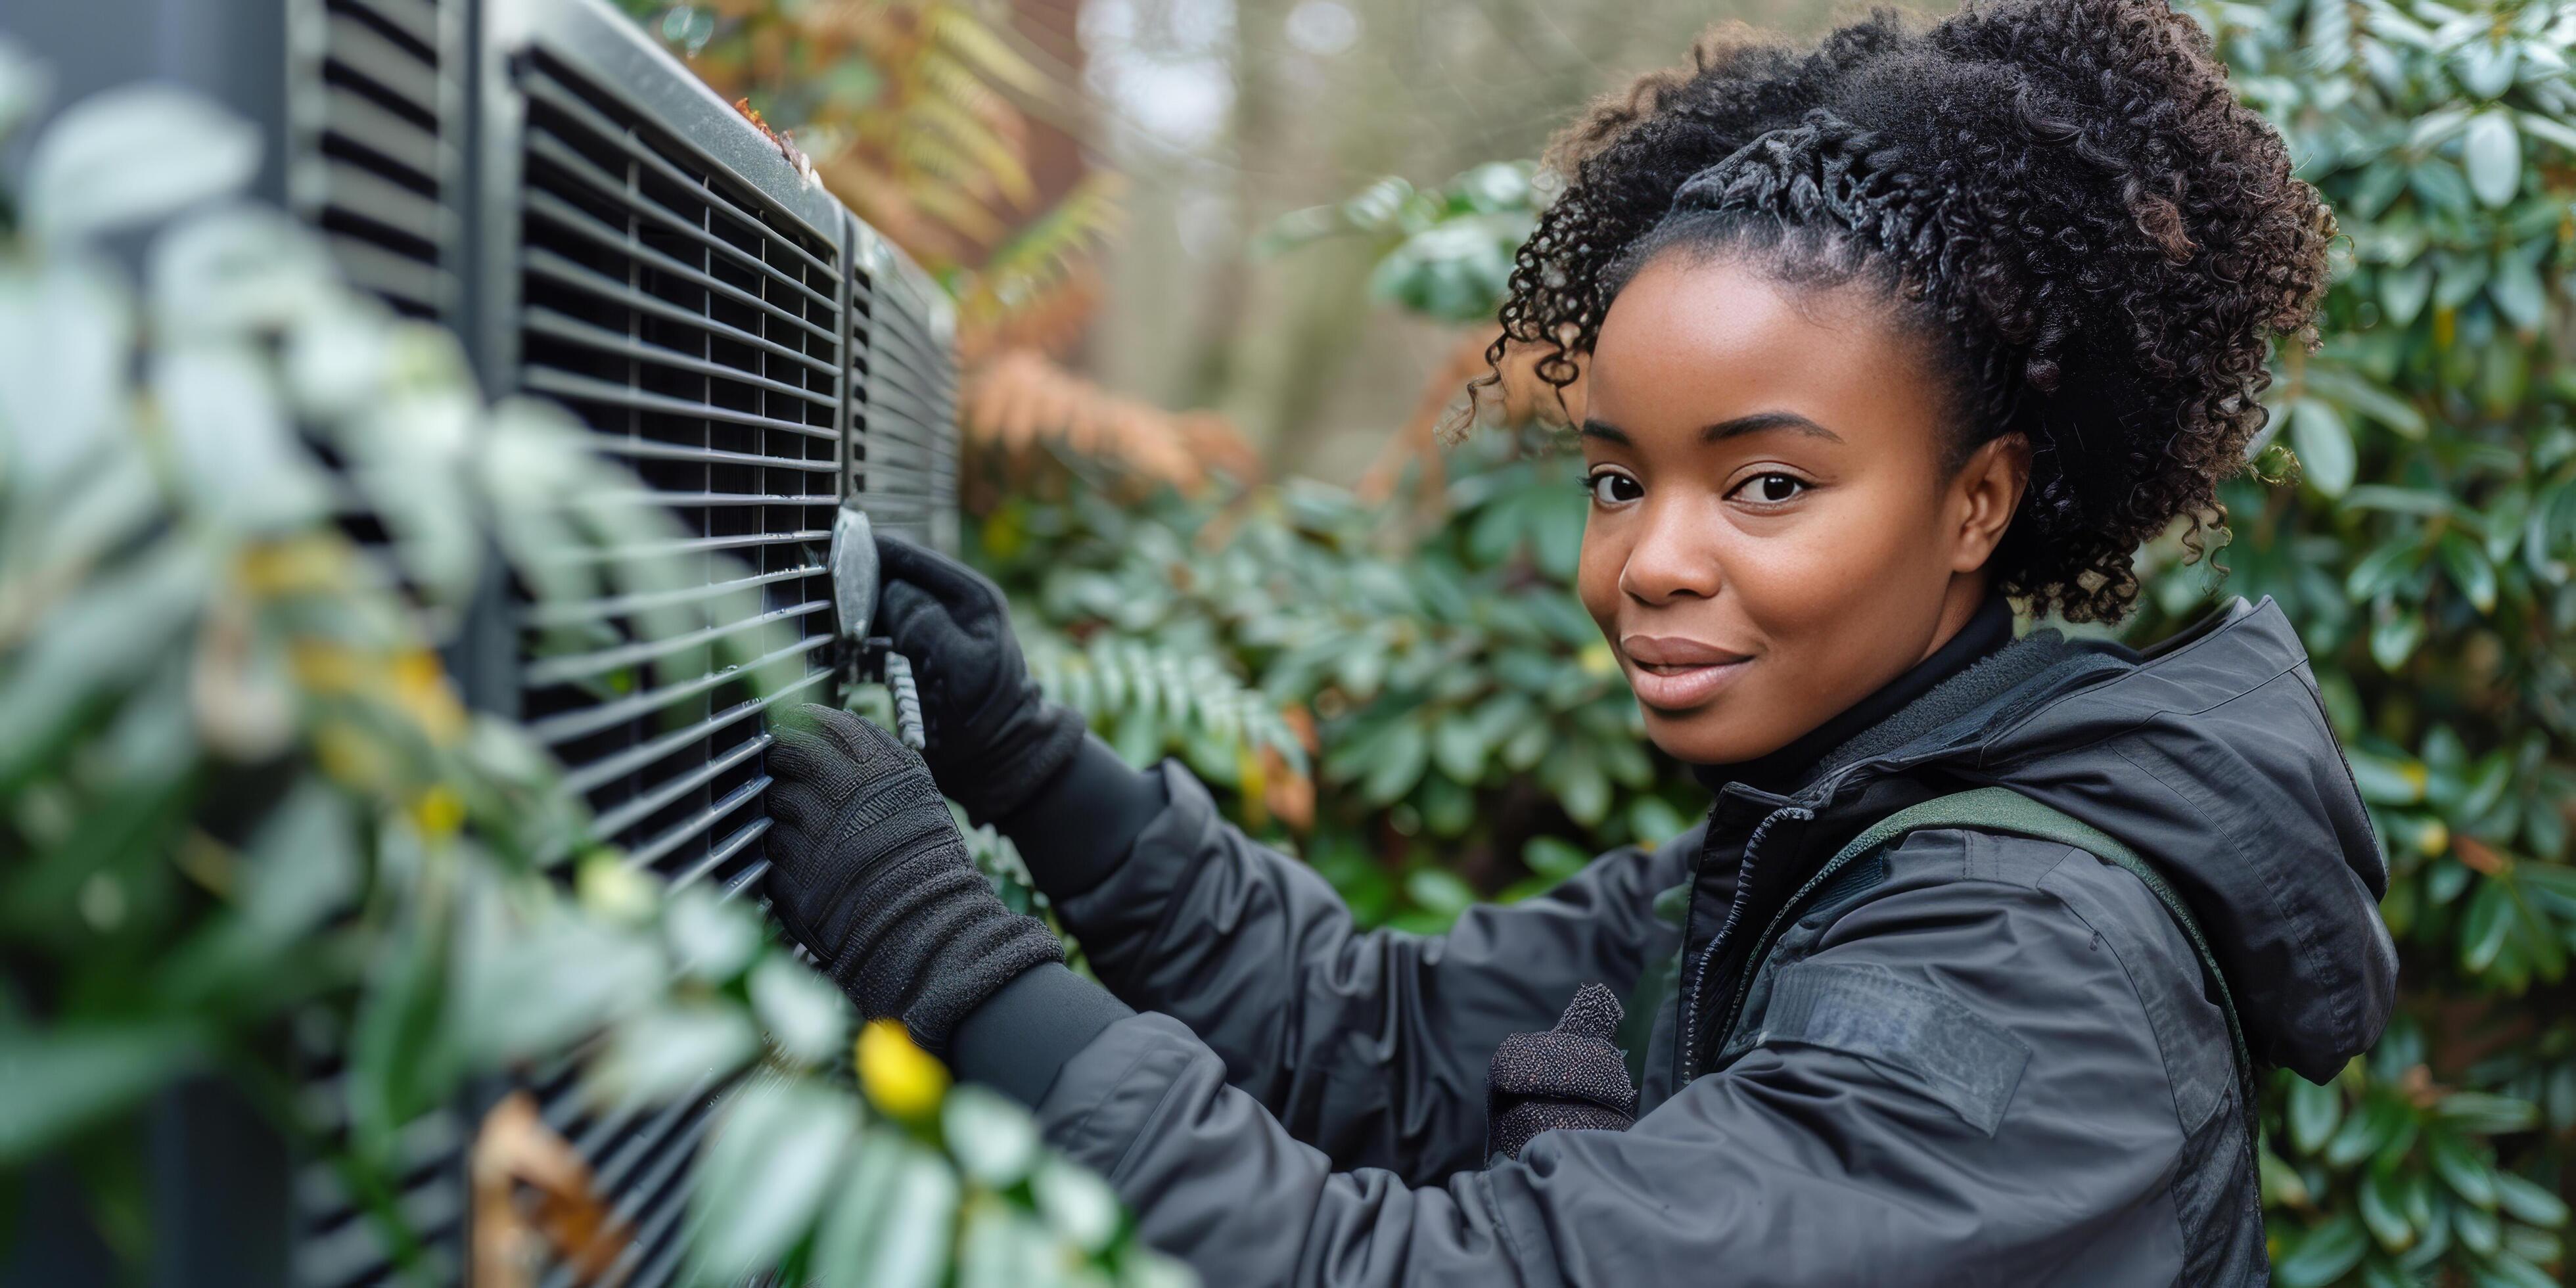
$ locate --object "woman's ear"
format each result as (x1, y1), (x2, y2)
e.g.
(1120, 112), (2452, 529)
(1949, 433), (2031, 573)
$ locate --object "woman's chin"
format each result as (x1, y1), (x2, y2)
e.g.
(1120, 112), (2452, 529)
(1639, 704), (1775, 768)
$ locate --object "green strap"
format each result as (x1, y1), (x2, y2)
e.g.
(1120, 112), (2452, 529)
(1838, 787), (2263, 1144)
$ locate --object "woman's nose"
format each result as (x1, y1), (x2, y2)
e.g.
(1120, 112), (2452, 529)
(1617, 501), (1722, 605)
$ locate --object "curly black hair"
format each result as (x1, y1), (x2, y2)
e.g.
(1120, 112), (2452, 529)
(1481, 0), (2333, 622)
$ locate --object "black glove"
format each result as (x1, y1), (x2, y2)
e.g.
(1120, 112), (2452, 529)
(1485, 984), (1639, 1161)
(762, 704), (1063, 1054)
(875, 534), (1084, 823)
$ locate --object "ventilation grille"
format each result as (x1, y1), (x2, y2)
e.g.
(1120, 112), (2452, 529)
(507, 50), (845, 1287)
(848, 257), (958, 548)
(513, 51), (843, 895)
(289, 1046), (468, 1288)
(290, 0), (459, 318)
(285, 3), (467, 1281)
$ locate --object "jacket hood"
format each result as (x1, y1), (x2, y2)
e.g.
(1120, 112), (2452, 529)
(1820, 597), (2397, 1083)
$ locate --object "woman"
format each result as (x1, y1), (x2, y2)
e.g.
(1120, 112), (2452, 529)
(759, 0), (2397, 1281)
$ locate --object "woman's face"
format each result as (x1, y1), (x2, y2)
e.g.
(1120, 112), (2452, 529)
(1577, 250), (2027, 766)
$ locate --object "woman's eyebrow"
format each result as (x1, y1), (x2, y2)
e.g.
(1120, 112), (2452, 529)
(1578, 420), (1631, 444)
(1704, 411), (1844, 443)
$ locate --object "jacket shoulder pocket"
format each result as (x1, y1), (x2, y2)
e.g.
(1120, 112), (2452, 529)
(1745, 959), (2033, 1136)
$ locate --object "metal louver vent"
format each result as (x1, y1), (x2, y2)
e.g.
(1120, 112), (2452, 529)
(288, 0), (461, 317)
(290, 1053), (469, 1288)
(283, 3), (470, 1283)
(505, 47), (846, 1288)
(511, 51), (843, 896)
(847, 241), (959, 549)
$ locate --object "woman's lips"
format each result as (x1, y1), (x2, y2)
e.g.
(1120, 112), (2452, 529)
(1619, 635), (1753, 711)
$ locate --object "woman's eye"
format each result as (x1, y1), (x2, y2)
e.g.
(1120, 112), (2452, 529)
(1737, 472), (1807, 504)
(1587, 471), (1644, 505)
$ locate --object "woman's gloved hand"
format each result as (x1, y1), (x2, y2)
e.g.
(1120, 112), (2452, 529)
(762, 703), (1063, 1055)
(875, 534), (1084, 823)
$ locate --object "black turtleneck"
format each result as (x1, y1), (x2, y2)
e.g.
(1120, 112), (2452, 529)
(1691, 595), (2015, 798)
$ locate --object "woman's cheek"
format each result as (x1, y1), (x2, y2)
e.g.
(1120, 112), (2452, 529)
(1575, 513), (1627, 635)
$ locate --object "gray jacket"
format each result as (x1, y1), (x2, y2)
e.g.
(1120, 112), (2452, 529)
(1023, 597), (2396, 1285)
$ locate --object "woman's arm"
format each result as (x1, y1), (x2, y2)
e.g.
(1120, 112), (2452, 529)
(1004, 748), (1695, 1182)
(1003, 833), (2205, 1287)
(858, 534), (1697, 1178)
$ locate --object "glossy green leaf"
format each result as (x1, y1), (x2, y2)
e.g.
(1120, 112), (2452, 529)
(2325, 1095), (2410, 1168)
(2431, 1131), (2500, 1209)
(2378, 258), (2434, 326)
(2455, 1201), (2502, 1256)
(2289, 1076), (2344, 1155)
(943, 1086), (1041, 1188)
(2492, 1172), (2571, 1229)
(2462, 111), (2522, 208)
(2291, 398), (2357, 497)
(2459, 879), (2514, 974)
(22, 85), (258, 242)
(2362, 1164), (2417, 1251)
(0, 1023), (200, 1164)
(2435, 1092), (2540, 1136)
(862, 1149), (960, 1288)
(750, 955), (850, 1068)
(594, 1004), (760, 1106)
(1404, 867), (1476, 917)
(2275, 1213), (2370, 1287)
(1361, 720), (1429, 804)
(666, 886), (762, 982)
(2475, 1249), (2561, 1288)
(2439, 533), (2500, 613)
(691, 1079), (856, 1282)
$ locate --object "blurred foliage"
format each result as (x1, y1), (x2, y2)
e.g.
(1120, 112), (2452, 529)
(977, 0), (2576, 1282)
(0, 55), (1182, 1287)
(1261, 162), (1546, 326)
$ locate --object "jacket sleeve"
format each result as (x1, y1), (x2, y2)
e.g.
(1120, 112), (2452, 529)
(1030, 831), (2203, 1288)
(1046, 762), (1699, 1182)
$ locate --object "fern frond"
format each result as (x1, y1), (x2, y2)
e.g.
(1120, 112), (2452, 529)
(923, 3), (1055, 99)
(963, 349), (1259, 492)
(1026, 632), (1312, 819)
(906, 92), (1035, 205)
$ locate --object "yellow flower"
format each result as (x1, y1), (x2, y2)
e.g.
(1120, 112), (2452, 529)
(1578, 642), (1619, 678)
(411, 786), (465, 840)
(2414, 817), (2449, 858)
(857, 1018), (950, 1120)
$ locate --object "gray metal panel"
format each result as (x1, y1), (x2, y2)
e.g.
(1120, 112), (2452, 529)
(846, 225), (959, 551)
(473, 4), (865, 1282)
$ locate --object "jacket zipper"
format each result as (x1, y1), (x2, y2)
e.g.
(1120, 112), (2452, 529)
(1678, 804), (1810, 1084)
(1709, 828), (1882, 1067)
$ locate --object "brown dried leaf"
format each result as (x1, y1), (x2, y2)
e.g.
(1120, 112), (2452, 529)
(471, 1091), (632, 1288)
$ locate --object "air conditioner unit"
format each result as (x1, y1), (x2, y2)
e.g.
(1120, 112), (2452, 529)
(3, 1), (961, 1283)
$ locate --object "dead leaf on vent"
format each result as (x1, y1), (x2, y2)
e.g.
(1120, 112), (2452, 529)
(471, 1090), (632, 1288)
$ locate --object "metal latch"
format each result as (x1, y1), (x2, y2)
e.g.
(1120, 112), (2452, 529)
(829, 507), (927, 750)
